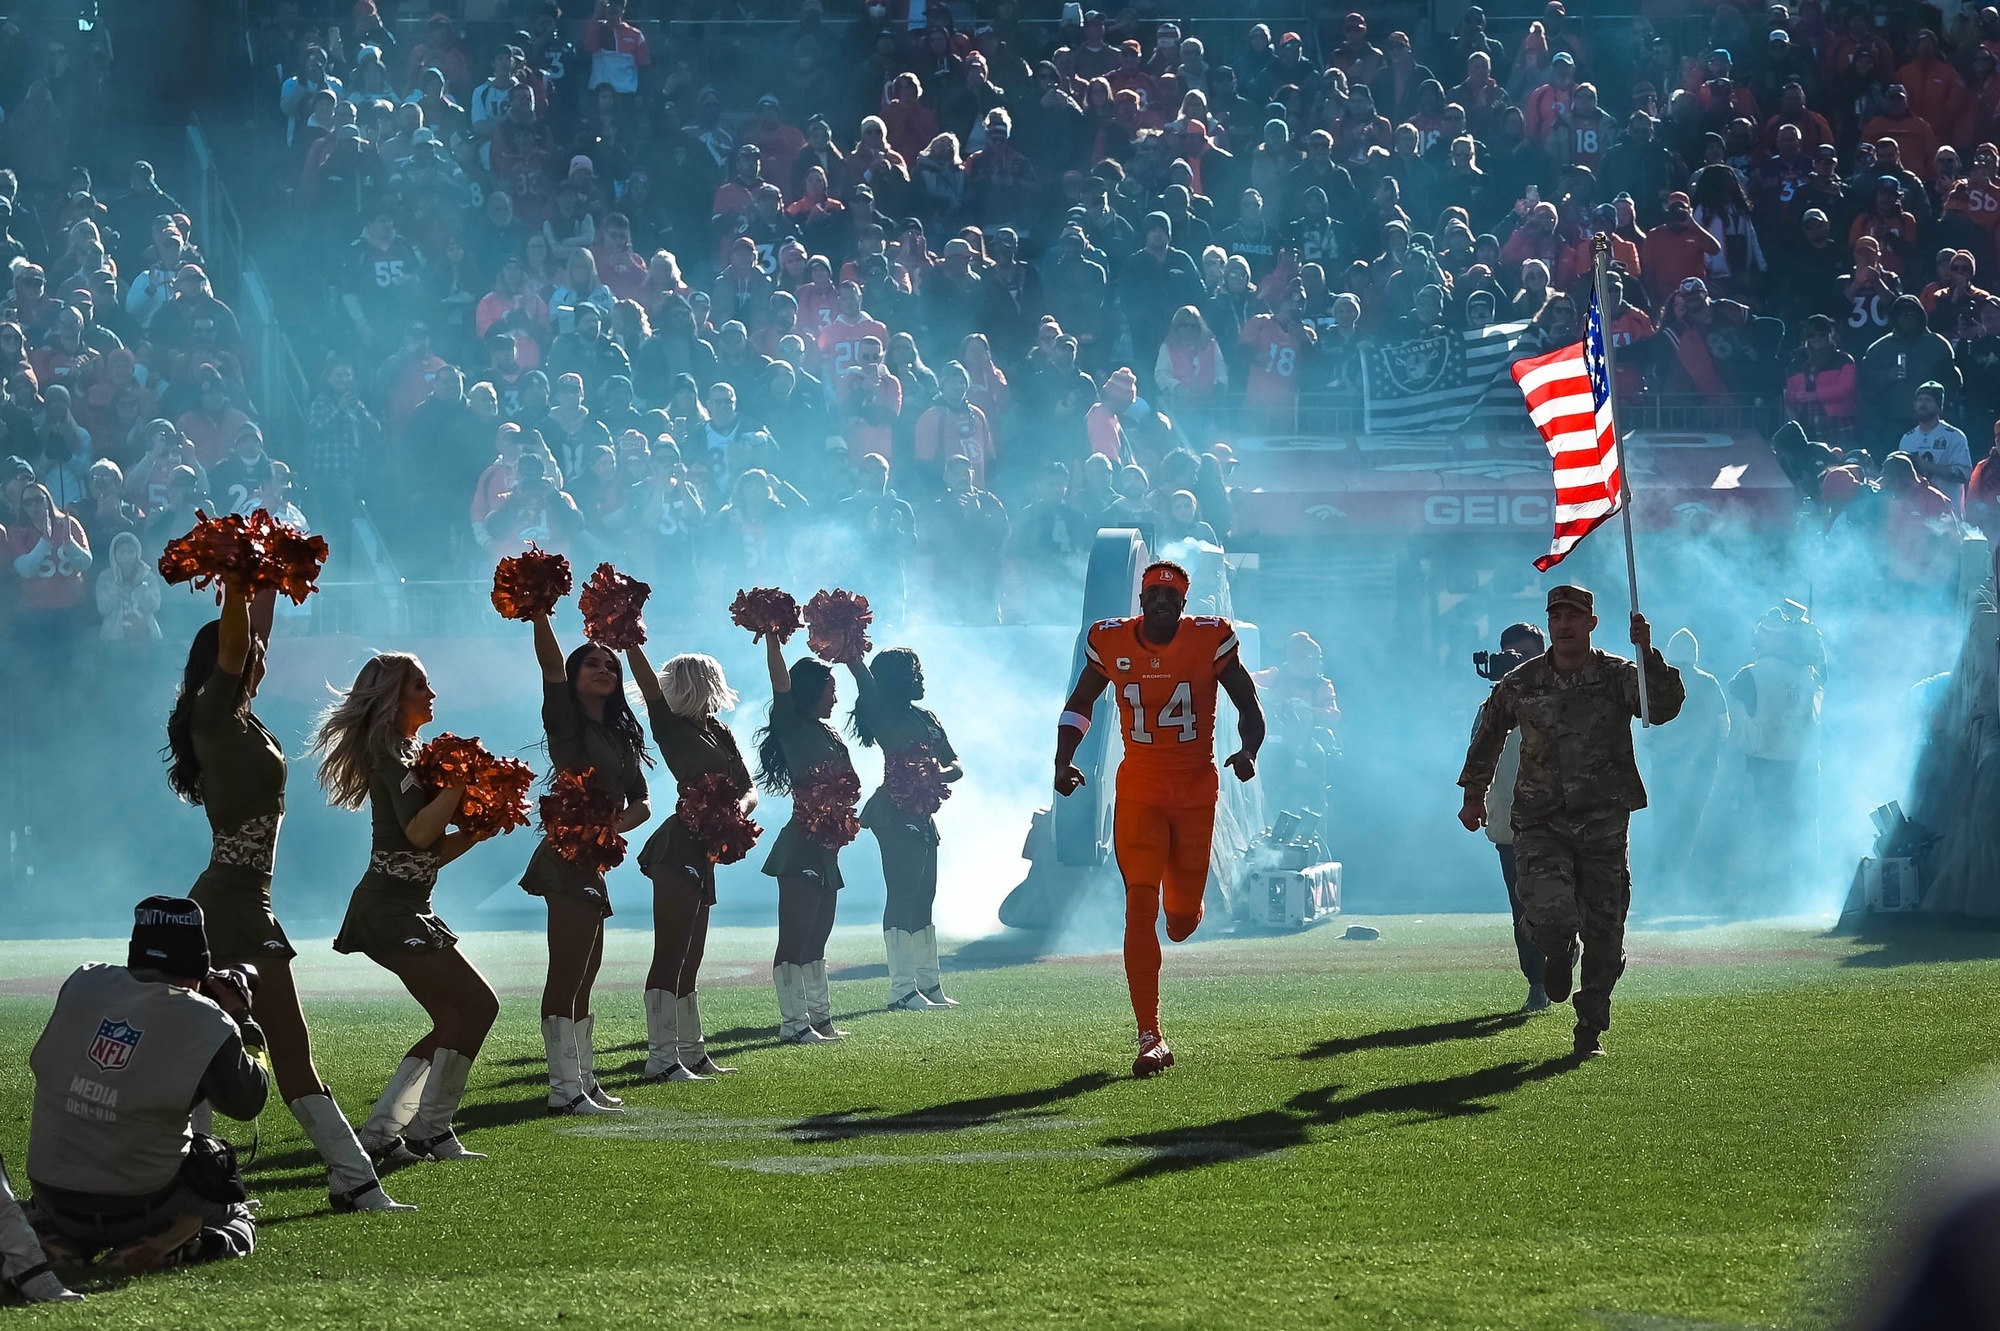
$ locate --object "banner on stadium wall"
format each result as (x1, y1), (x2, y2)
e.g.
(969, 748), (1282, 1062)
(1223, 429), (1788, 540)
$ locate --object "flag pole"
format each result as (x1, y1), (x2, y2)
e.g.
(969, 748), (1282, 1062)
(1591, 234), (1651, 727)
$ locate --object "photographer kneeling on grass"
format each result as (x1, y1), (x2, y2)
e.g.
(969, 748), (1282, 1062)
(21, 896), (267, 1281)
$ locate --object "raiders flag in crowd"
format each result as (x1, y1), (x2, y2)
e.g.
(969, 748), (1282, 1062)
(1359, 320), (1530, 434)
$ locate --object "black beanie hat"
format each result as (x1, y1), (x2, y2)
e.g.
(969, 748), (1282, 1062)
(129, 896), (210, 977)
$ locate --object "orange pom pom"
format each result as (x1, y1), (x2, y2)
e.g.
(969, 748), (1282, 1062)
(793, 762), (862, 850)
(578, 562), (651, 649)
(676, 771), (762, 864)
(883, 743), (953, 818)
(538, 768), (628, 872)
(491, 546), (573, 620)
(804, 588), (873, 664)
(729, 586), (802, 642)
(414, 733), (534, 837)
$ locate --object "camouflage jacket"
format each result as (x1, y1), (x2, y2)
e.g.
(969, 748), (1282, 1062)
(1458, 648), (1685, 827)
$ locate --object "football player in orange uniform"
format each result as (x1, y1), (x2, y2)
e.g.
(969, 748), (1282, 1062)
(1053, 561), (1264, 1078)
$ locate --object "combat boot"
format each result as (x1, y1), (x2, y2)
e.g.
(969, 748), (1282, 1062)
(1542, 937), (1580, 1004)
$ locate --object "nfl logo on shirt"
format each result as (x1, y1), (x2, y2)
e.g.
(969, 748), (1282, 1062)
(88, 1018), (143, 1072)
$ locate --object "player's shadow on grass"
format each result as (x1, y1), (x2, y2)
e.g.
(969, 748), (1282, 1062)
(1098, 1056), (1577, 1185)
(1297, 1010), (1533, 1061)
(780, 1071), (1117, 1141)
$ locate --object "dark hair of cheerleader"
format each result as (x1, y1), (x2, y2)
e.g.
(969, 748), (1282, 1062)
(849, 647), (923, 748)
(565, 640), (653, 767)
(164, 619), (264, 806)
(756, 657), (836, 794)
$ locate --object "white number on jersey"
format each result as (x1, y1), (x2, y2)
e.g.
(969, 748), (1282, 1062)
(1124, 681), (1197, 745)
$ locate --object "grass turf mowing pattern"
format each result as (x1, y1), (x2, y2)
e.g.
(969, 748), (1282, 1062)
(0, 917), (1986, 1329)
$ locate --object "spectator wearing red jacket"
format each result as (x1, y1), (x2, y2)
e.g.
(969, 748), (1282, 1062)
(8, 481), (92, 633)
(1785, 315), (1859, 439)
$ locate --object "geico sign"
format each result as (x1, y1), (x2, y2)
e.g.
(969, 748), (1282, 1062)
(1424, 495), (1550, 526)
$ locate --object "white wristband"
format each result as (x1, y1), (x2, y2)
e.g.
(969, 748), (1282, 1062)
(1059, 710), (1092, 736)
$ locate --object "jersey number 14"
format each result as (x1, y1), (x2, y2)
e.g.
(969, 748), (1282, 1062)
(1125, 681), (1196, 744)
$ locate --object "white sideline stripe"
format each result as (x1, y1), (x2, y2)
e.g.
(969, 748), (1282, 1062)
(709, 1141), (1265, 1174)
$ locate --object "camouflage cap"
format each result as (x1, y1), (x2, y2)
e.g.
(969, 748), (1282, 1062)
(1546, 584), (1594, 612)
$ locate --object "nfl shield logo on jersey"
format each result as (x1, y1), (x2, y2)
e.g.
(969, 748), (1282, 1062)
(88, 1018), (143, 1072)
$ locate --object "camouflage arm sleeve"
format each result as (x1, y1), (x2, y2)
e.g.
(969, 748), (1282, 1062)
(1631, 649), (1686, 724)
(1457, 688), (1517, 796)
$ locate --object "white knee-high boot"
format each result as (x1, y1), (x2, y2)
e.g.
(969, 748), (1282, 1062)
(884, 928), (916, 1002)
(575, 1014), (623, 1108)
(774, 963), (825, 1042)
(405, 1050), (486, 1160)
(0, 1155), (78, 1302)
(806, 959), (846, 1038)
(290, 1092), (415, 1211)
(543, 1015), (615, 1115)
(643, 989), (682, 1078)
(679, 992), (734, 1074)
(644, 989), (707, 1081)
(359, 1056), (430, 1167)
(914, 925), (958, 1006)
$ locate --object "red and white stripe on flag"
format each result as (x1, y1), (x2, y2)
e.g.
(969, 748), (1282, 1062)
(1510, 338), (1622, 572)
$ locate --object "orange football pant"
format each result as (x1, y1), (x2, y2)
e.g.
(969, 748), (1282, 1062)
(1112, 794), (1217, 1033)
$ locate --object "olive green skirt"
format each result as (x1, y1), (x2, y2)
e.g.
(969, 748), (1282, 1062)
(333, 875), (459, 965)
(189, 864), (297, 965)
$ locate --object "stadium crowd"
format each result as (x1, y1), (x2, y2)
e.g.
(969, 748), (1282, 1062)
(1, 0), (1997, 652)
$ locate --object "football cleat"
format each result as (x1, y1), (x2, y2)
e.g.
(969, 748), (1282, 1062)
(686, 1055), (738, 1076)
(1573, 1027), (1606, 1059)
(918, 987), (960, 1008)
(1132, 1030), (1175, 1079)
(886, 991), (939, 1012)
(780, 1026), (834, 1045)
(810, 1020), (848, 1040)
(1523, 982), (1550, 1013)
(583, 1080), (625, 1109)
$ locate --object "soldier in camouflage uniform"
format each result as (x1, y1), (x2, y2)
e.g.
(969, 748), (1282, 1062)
(1457, 585), (1685, 1058)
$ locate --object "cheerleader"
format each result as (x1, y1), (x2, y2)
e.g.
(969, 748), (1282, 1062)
(167, 577), (410, 1212)
(625, 646), (756, 1080)
(521, 612), (652, 1114)
(312, 653), (507, 1162)
(751, 626), (858, 1043)
(844, 648), (963, 1009)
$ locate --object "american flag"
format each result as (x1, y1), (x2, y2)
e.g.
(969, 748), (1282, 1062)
(1509, 292), (1623, 572)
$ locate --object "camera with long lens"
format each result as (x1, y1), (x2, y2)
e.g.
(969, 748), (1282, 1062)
(1472, 649), (1526, 682)
(204, 963), (260, 1011)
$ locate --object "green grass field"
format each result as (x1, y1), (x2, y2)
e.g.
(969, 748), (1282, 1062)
(1, 915), (1993, 1329)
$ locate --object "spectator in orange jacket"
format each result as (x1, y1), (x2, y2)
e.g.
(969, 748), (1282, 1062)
(1863, 85), (1942, 181)
(1897, 30), (1970, 146)
(1639, 192), (1721, 307)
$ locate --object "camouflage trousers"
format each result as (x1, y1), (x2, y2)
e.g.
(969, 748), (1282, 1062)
(1512, 810), (1632, 1035)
